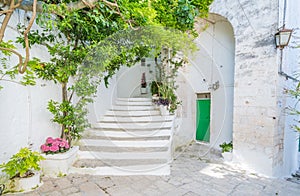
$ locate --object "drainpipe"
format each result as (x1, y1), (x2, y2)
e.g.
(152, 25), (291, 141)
(278, 0), (299, 82)
(278, 49), (299, 82)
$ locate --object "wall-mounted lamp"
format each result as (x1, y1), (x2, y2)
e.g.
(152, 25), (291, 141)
(275, 26), (293, 49)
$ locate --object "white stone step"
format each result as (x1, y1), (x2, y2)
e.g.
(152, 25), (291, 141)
(99, 115), (173, 123)
(105, 110), (160, 117)
(117, 98), (152, 102)
(115, 101), (153, 106)
(79, 146), (168, 152)
(74, 159), (167, 168)
(86, 129), (172, 138)
(111, 105), (155, 111)
(92, 121), (172, 130)
(77, 150), (170, 160)
(80, 139), (170, 148)
(69, 164), (170, 176)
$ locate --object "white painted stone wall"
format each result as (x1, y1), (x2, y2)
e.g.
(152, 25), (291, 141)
(117, 58), (156, 98)
(0, 11), (117, 164)
(205, 0), (299, 177)
(174, 15), (235, 149)
(279, 0), (300, 176)
(0, 11), (61, 163)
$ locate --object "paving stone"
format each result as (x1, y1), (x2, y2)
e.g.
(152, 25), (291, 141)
(44, 190), (63, 196)
(24, 143), (300, 196)
(164, 188), (191, 196)
(61, 187), (80, 195)
(68, 193), (82, 196)
(68, 175), (89, 185)
(53, 177), (73, 189)
(79, 182), (107, 196)
(94, 176), (115, 189)
(23, 192), (40, 196)
(108, 187), (143, 196)
(182, 191), (200, 196)
(38, 180), (57, 193)
(140, 187), (165, 196)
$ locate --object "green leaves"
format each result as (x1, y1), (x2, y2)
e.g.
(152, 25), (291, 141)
(5, 0), (212, 142)
(0, 148), (44, 179)
(219, 141), (233, 153)
(47, 99), (90, 141)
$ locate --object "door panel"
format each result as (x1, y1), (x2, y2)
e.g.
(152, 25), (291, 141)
(196, 99), (211, 142)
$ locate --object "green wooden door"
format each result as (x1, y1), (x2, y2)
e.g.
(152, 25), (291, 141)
(196, 99), (211, 142)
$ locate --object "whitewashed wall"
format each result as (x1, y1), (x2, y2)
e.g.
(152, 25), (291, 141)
(86, 76), (117, 123)
(0, 11), (61, 163)
(174, 15), (235, 149)
(280, 0), (300, 176)
(205, 0), (299, 177)
(0, 11), (116, 164)
(117, 58), (156, 98)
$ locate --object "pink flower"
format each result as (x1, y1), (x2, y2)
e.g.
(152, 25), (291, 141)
(41, 144), (50, 152)
(52, 141), (60, 147)
(46, 137), (54, 144)
(59, 141), (66, 147)
(49, 145), (59, 152)
(55, 138), (62, 142)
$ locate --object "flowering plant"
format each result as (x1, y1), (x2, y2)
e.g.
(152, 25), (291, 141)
(158, 97), (170, 106)
(40, 137), (70, 154)
(141, 72), (147, 88)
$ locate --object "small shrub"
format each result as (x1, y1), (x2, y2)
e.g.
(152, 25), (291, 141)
(0, 148), (44, 179)
(219, 141), (233, 153)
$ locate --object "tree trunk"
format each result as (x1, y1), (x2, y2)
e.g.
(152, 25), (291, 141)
(61, 82), (68, 139)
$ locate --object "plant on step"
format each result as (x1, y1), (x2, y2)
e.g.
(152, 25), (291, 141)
(0, 148), (44, 179)
(40, 137), (70, 155)
(141, 72), (147, 88)
(153, 49), (185, 114)
(150, 81), (162, 96)
(219, 141), (233, 153)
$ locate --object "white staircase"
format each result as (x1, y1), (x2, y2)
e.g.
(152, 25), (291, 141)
(70, 97), (174, 176)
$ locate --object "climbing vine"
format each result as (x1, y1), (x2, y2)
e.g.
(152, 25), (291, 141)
(0, 0), (213, 143)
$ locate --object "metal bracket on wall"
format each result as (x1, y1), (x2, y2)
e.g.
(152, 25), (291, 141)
(208, 81), (220, 91)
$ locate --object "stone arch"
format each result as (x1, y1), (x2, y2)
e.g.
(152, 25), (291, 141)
(174, 13), (235, 149)
(197, 13), (235, 146)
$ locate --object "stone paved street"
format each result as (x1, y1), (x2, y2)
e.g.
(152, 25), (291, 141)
(11, 143), (300, 196)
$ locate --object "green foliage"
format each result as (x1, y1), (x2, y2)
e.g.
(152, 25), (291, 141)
(219, 141), (233, 153)
(47, 100), (90, 141)
(9, 0), (212, 142)
(0, 54), (40, 89)
(152, 48), (186, 114)
(288, 84), (300, 133)
(0, 148), (44, 179)
(150, 81), (162, 95)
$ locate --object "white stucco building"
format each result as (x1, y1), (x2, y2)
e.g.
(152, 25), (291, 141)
(0, 0), (300, 177)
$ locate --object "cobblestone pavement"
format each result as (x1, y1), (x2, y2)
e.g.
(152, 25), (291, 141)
(10, 143), (300, 196)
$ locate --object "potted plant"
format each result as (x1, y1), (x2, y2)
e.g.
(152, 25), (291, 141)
(141, 72), (147, 94)
(0, 148), (44, 193)
(40, 137), (78, 177)
(219, 141), (233, 161)
(158, 97), (170, 116)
